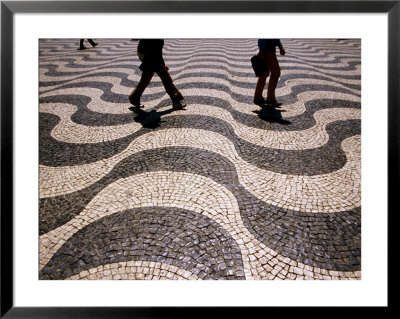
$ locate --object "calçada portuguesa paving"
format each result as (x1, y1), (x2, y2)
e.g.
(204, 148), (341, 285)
(38, 38), (361, 280)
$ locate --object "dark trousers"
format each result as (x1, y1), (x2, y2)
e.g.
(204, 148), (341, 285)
(129, 67), (183, 104)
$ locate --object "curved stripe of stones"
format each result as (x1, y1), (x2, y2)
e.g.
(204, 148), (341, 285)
(41, 47), (136, 60)
(39, 146), (360, 272)
(40, 129), (361, 214)
(40, 56), (137, 72)
(168, 57), (361, 75)
(40, 57), (361, 82)
(39, 69), (361, 96)
(39, 53), (360, 82)
(51, 44), (136, 58)
(271, 47), (360, 57)
(39, 94), (139, 127)
(281, 41), (360, 53)
(38, 66), (359, 97)
(41, 50), (136, 65)
(40, 62), (138, 80)
(38, 73), (360, 109)
(151, 114), (360, 175)
(164, 51), (361, 71)
(45, 88), (360, 136)
(161, 45), (358, 61)
(40, 70), (141, 89)
(39, 66), (361, 101)
(39, 60), (134, 77)
(45, 54), (136, 65)
(162, 52), (361, 70)
(39, 99), (360, 176)
(39, 98), (360, 170)
(66, 261), (201, 280)
(39, 79), (360, 132)
(164, 44), (361, 58)
(227, 81), (360, 107)
(280, 56), (360, 71)
(40, 207), (246, 280)
(39, 112), (141, 166)
(172, 71), (361, 91)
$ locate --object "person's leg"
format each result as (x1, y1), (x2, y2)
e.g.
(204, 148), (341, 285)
(88, 39), (98, 47)
(253, 52), (270, 106)
(78, 39), (85, 50)
(156, 68), (184, 104)
(254, 73), (268, 102)
(264, 51), (281, 103)
(128, 71), (154, 107)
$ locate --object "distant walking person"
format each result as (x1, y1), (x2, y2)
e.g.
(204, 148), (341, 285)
(78, 39), (98, 50)
(254, 39), (285, 107)
(129, 39), (186, 109)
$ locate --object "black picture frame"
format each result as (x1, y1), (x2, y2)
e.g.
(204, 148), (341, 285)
(1, 0), (396, 317)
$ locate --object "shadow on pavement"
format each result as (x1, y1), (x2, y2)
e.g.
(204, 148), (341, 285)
(253, 107), (291, 125)
(129, 106), (185, 129)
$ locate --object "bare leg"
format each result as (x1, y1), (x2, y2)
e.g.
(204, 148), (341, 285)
(129, 71), (154, 106)
(254, 73), (268, 101)
(156, 67), (183, 103)
(264, 51), (281, 102)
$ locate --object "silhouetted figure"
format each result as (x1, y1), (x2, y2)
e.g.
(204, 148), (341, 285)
(129, 39), (186, 110)
(78, 39), (98, 50)
(253, 39), (285, 107)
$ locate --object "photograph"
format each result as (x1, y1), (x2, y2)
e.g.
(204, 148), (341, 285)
(38, 37), (361, 281)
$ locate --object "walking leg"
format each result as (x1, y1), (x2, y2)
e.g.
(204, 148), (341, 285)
(265, 52), (281, 103)
(157, 68), (184, 103)
(129, 71), (154, 107)
(88, 39), (98, 47)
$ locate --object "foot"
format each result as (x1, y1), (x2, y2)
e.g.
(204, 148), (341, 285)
(253, 98), (267, 107)
(266, 99), (282, 107)
(92, 42), (98, 47)
(128, 96), (144, 109)
(173, 100), (187, 109)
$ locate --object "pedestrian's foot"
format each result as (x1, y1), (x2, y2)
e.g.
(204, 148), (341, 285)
(128, 97), (144, 109)
(132, 104), (144, 109)
(77, 46), (87, 50)
(173, 101), (187, 109)
(253, 98), (267, 107)
(92, 42), (98, 47)
(266, 99), (282, 107)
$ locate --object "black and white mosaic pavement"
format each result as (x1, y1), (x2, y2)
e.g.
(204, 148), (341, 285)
(39, 39), (361, 280)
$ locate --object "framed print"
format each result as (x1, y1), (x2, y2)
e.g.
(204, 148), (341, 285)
(1, 0), (396, 317)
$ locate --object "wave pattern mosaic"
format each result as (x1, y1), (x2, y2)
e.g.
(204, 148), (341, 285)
(39, 38), (361, 280)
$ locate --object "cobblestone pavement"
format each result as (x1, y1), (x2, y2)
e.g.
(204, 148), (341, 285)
(39, 38), (361, 280)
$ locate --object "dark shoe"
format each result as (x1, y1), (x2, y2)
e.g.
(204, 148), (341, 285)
(266, 99), (282, 107)
(132, 104), (145, 109)
(77, 46), (87, 50)
(128, 97), (144, 109)
(253, 98), (266, 107)
(91, 42), (98, 47)
(173, 100), (187, 109)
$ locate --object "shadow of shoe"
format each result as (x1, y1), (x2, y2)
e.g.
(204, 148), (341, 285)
(253, 107), (291, 125)
(129, 104), (186, 129)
